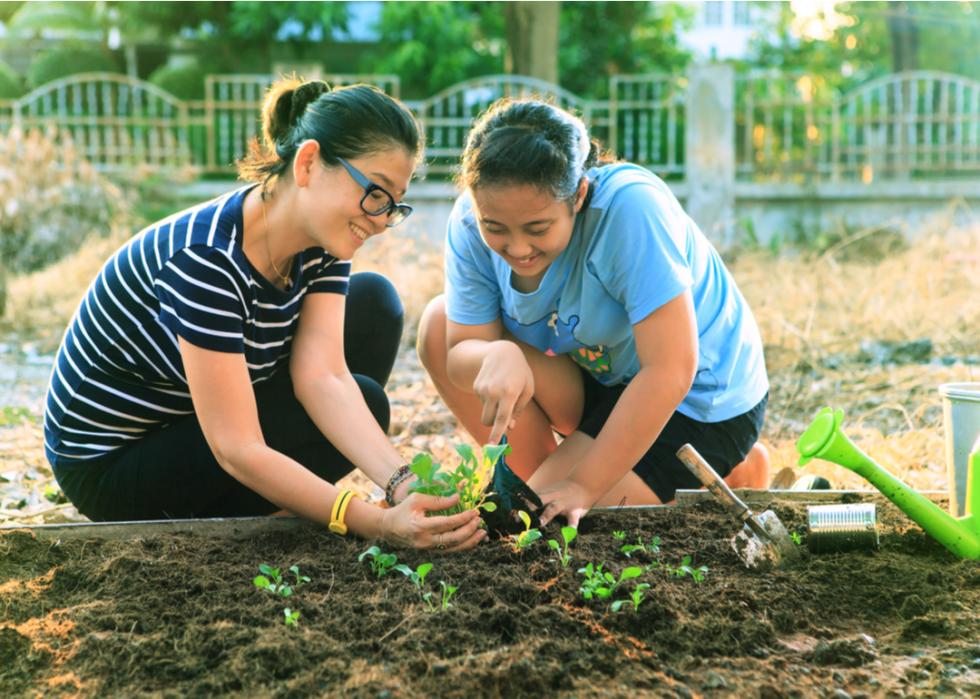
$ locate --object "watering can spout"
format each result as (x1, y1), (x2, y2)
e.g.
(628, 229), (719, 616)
(796, 408), (980, 560)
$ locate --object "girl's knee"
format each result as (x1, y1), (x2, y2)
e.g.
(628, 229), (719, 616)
(416, 294), (448, 372)
(349, 272), (404, 326)
(354, 374), (391, 433)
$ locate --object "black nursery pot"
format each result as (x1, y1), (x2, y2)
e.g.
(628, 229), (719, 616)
(481, 457), (543, 539)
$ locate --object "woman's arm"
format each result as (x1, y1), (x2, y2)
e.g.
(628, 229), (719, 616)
(537, 290), (698, 527)
(446, 317), (535, 446)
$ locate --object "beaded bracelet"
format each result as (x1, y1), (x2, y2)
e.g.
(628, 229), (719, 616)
(384, 464), (414, 507)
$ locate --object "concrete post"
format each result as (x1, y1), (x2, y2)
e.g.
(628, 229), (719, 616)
(685, 64), (736, 247)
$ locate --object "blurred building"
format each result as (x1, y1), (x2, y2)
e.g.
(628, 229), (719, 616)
(676, 0), (779, 61)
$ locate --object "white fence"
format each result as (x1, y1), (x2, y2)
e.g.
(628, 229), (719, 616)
(1, 69), (978, 184)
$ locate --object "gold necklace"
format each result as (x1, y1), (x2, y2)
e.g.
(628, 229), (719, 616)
(260, 195), (291, 287)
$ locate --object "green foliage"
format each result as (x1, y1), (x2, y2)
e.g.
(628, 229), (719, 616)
(620, 535), (661, 559)
(358, 545), (412, 579)
(0, 60), (25, 100)
(148, 62), (207, 100)
(547, 526), (577, 567)
(407, 443), (505, 515)
(666, 555), (708, 583)
(578, 562), (644, 601)
(27, 43), (118, 89)
(790, 532), (804, 546)
(611, 583), (651, 613)
(368, 2), (503, 98)
(0, 406), (33, 426)
(283, 608), (300, 626)
(253, 563), (310, 597)
(509, 510), (542, 552)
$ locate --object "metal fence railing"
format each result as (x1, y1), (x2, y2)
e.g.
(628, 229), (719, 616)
(1, 69), (977, 184)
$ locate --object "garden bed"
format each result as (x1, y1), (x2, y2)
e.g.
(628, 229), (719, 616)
(2, 494), (978, 697)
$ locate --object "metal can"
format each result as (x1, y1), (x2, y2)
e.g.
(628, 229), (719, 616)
(806, 503), (879, 553)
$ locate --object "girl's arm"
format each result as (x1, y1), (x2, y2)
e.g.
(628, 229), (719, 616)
(537, 290), (698, 527)
(446, 317), (535, 446)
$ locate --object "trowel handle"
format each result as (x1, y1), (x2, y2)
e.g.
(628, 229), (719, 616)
(676, 444), (753, 520)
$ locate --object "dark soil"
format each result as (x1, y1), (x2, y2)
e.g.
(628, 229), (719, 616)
(2, 497), (979, 698)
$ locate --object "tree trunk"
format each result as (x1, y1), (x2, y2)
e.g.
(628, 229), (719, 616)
(504, 1), (560, 83)
(886, 1), (919, 73)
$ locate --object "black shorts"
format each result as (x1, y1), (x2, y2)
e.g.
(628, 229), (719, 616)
(575, 369), (767, 503)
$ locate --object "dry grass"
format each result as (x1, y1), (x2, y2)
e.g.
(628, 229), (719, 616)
(2, 208), (979, 523)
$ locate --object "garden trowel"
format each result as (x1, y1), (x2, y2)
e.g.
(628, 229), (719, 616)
(481, 435), (544, 538)
(676, 444), (801, 570)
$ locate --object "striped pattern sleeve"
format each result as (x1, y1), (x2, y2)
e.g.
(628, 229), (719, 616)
(154, 245), (250, 353)
(306, 253), (351, 295)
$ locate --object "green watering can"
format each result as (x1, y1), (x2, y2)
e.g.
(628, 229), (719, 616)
(796, 407), (980, 560)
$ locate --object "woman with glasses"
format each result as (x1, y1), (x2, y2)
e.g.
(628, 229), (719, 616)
(418, 99), (771, 529)
(44, 78), (484, 552)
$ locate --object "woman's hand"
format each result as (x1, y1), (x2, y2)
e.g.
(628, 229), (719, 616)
(380, 492), (486, 552)
(536, 480), (595, 529)
(473, 340), (535, 445)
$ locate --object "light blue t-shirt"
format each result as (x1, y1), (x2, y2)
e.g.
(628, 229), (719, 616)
(444, 163), (768, 423)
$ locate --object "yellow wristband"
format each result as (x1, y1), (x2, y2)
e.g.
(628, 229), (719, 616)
(329, 489), (356, 536)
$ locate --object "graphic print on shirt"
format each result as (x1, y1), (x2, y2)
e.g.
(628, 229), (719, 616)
(501, 309), (611, 376)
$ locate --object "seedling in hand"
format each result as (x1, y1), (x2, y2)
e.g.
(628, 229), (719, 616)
(547, 526), (577, 567)
(407, 444), (506, 515)
(283, 608), (300, 626)
(253, 564), (294, 597)
(510, 510), (542, 552)
(611, 583), (651, 613)
(358, 546), (411, 579)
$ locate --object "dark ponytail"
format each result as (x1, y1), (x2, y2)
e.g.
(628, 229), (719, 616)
(238, 76), (422, 190)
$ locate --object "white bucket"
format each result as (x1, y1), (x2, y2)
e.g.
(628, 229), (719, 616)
(938, 382), (980, 517)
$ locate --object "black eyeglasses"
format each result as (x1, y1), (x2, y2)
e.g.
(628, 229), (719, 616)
(337, 157), (413, 228)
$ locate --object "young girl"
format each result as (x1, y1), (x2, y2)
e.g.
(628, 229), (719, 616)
(44, 78), (483, 552)
(418, 99), (770, 529)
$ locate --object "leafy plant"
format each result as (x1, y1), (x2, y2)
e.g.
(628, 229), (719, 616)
(666, 555), (708, 583)
(547, 526), (577, 567)
(578, 563), (644, 601)
(612, 530), (626, 541)
(611, 583), (651, 613)
(283, 608), (300, 626)
(510, 510), (542, 552)
(422, 580), (459, 611)
(358, 546), (412, 579)
(620, 535), (662, 559)
(253, 564), (300, 597)
(407, 443), (508, 515)
(790, 532), (804, 546)
(401, 562), (434, 595)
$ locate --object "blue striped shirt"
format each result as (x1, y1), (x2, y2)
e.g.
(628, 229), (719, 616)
(44, 185), (350, 465)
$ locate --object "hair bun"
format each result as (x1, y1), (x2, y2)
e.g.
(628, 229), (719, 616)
(290, 81), (329, 125)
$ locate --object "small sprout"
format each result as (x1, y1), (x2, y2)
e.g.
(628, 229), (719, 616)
(289, 565), (311, 588)
(401, 562), (434, 594)
(578, 563), (644, 601)
(612, 530), (626, 541)
(358, 546), (406, 579)
(283, 608), (300, 626)
(667, 555), (708, 583)
(439, 581), (458, 610)
(790, 532), (803, 546)
(407, 443), (508, 515)
(611, 583), (651, 613)
(510, 510), (542, 552)
(620, 535), (661, 559)
(547, 526), (578, 567)
(253, 564), (293, 597)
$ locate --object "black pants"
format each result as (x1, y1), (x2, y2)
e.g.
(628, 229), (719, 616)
(576, 367), (767, 503)
(52, 272), (404, 522)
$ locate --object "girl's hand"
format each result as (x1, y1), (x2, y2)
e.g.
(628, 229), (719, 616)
(536, 480), (594, 529)
(380, 492), (486, 552)
(473, 341), (535, 446)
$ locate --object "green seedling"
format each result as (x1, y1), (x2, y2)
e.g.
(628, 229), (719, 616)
(578, 562), (644, 601)
(283, 608), (300, 626)
(253, 564), (295, 597)
(407, 443), (507, 515)
(611, 582), (651, 613)
(620, 535), (661, 559)
(401, 562), (434, 595)
(510, 510), (543, 552)
(790, 532), (803, 546)
(667, 555), (708, 583)
(612, 530), (626, 541)
(423, 580), (458, 611)
(547, 526), (577, 567)
(358, 546), (411, 579)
